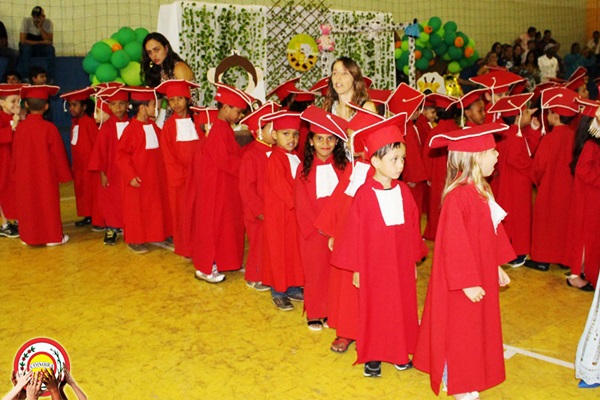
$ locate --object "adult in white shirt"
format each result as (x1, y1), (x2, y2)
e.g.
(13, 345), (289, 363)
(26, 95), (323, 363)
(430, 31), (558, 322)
(538, 44), (559, 82)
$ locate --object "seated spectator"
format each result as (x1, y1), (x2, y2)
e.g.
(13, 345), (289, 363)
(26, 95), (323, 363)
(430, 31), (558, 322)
(519, 50), (541, 90)
(17, 6), (55, 82)
(564, 42), (595, 79)
(513, 44), (523, 69)
(29, 65), (47, 85)
(1, 70), (21, 84)
(538, 43), (559, 82)
(477, 51), (499, 75)
(586, 30), (600, 58)
(0, 20), (19, 71)
(498, 43), (515, 70)
(517, 26), (537, 53)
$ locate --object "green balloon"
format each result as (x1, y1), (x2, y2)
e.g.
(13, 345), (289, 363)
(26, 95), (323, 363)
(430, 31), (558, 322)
(448, 46), (463, 60)
(120, 61), (142, 86)
(416, 58), (430, 71)
(429, 33), (443, 48)
(117, 27), (137, 46)
(444, 21), (458, 32)
(444, 32), (456, 46)
(467, 50), (480, 66)
(418, 32), (430, 44)
(459, 58), (469, 68)
(399, 52), (409, 66)
(124, 41), (143, 61)
(467, 38), (476, 48)
(394, 48), (402, 59)
(401, 40), (409, 52)
(82, 53), (101, 74)
(91, 74), (100, 86)
(435, 43), (448, 56)
(111, 32), (119, 41)
(91, 41), (112, 63)
(422, 48), (434, 60)
(96, 63), (118, 82)
(436, 27), (445, 38)
(395, 57), (406, 70)
(115, 77), (126, 84)
(135, 27), (149, 43)
(111, 49), (131, 69)
(447, 61), (461, 74)
(102, 38), (119, 48)
(428, 16), (442, 32)
(442, 53), (452, 61)
(403, 65), (409, 76)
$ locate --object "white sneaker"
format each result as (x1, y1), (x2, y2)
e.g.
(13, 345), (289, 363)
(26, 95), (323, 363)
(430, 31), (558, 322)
(47, 234), (69, 247)
(195, 269), (225, 284)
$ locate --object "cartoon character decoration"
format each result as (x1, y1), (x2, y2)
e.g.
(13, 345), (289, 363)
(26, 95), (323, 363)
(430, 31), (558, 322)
(287, 34), (319, 72)
(444, 73), (463, 97)
(206, 52), (266, 106)
(417, 72), (445, 94)
(317, 24), (335, 52)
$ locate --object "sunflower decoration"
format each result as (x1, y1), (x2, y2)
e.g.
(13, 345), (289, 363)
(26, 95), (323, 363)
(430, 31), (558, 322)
(287, 34), (318, 72)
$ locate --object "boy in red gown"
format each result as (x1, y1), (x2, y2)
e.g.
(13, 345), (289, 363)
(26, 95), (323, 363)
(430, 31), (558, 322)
(12, 85), (72, 245)
(238, 101), (280, 291)
(261, 110), (304, 310)
(186, 83), (255, 283)
(117, 87), (173, 254)
(60, 87), (98, 228)
(332, 113), (428, 377)
(414, 123), (514, 399)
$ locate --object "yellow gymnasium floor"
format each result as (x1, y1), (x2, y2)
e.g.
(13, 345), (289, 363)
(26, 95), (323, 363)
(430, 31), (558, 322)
(0, 182), (597, 399)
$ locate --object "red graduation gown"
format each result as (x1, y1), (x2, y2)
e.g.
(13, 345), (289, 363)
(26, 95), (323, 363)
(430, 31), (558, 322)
(262, 146), (304, 292)
(184, 118), (245, 273)
(295, 155), (343, 320)
(0, 111), (17, 219)
(12, 114), (72, 244)
(530, 124), (574, 264)
(402, 120), (428, 219)
(493, 125), (534, 256)
(88, 116), (128, 228)
(422, 119), (458, 240)
(316, 160), (373, 339)
(566, 139), (600, 286)
(159, 113), (200, 256)
(332, 178), (428, 365)
(117, 119), (172, 244)
(239, 139), (271, 283)
(414, 183), (515, 395)
(415, 114), (433, 147)
(71, 114), (98, 217)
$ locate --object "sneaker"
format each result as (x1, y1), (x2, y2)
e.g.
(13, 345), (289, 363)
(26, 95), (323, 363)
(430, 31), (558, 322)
(524, 259), (550, 272)
(103, 229), (117, 245)
(507, 255), (526, 268)
(128, 243), (150, 254)
(0, 223), (19, 238)
(307, 319), (323, 331)
(47, 234), (69, 247)
(74, 217), (92, 227)
(195, 269), (226, 284)
(91, 225), (105, 232)
(394, 360), (413, 371)
(364, 361), (382, 377)
(149, 239), (175, 251)
(272, 296), (293, 311)
(246, 281), (270, 291)
(286, 287), (304, 302)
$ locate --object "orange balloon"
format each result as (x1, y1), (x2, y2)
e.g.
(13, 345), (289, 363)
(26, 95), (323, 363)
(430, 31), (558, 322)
(414, 50), (422, 59)
(454, 37), (464, 48)
(464, 46), (474, 58)
(429, 59), (435, 66)
(424, 26), (433, 34)
(395, 41), (401, 48)
(111, 43), (123, 52)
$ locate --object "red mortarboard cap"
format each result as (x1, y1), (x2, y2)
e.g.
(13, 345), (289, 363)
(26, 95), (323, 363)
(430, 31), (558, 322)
(155, 79), (200, 99)
(123, 86), (156, 102)
(487, 93), (534, 117)
(386, 83), (425, 116)
(190, 106), (219, 125)
(452, 88), (489, 110)
(549, 77), (567, 85)
(354, 112), (407, 159)
(214, 82), (255, 109)
(363, 76), (373, 89)
(531, 81), (558, 102)
(540, 86), (579, 116)
(0, 84), (27, 97)
(300, 105), (348, 141)
(510, 79), (527, 95)
(60, 87), (95, 102)
(97, 86), (129, 102)
(95, 97), (113, 115)
(569, 66), (587, 82)
(267, 77), (301, 102)
(425, 92), (456, 110)
(367, 89), (392, 104)
(20, 85), (59, 100)
(93, 82), (124, 91)
(261, 110), (302, 131)
(470, 70), (525, 94)
(289, 90), (315, 103)
(575, 97), (600, 118)
(347, 102), (384, 132)
(309, 77), (329, 96)
(239, 101), (281, 136)
(429, 122), (508, 152)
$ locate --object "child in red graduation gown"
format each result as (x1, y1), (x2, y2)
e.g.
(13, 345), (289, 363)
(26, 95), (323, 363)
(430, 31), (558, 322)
(238, 101), (280, 290)
(155, 80), (202, 257)
(60, 87), (98, 227)
(526, 87), (578, 271)
(296, 106), (348, 330)
(88, 87), (130, 245)
(414, 123), (515, 399)
(185, 83), (254, 283)
(332, 113), (428, 378)
(116, 87), (172, 254)
(12, 85), (72, 246)
(0, 84), (22, 238)
(261, 110), (304, 311)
